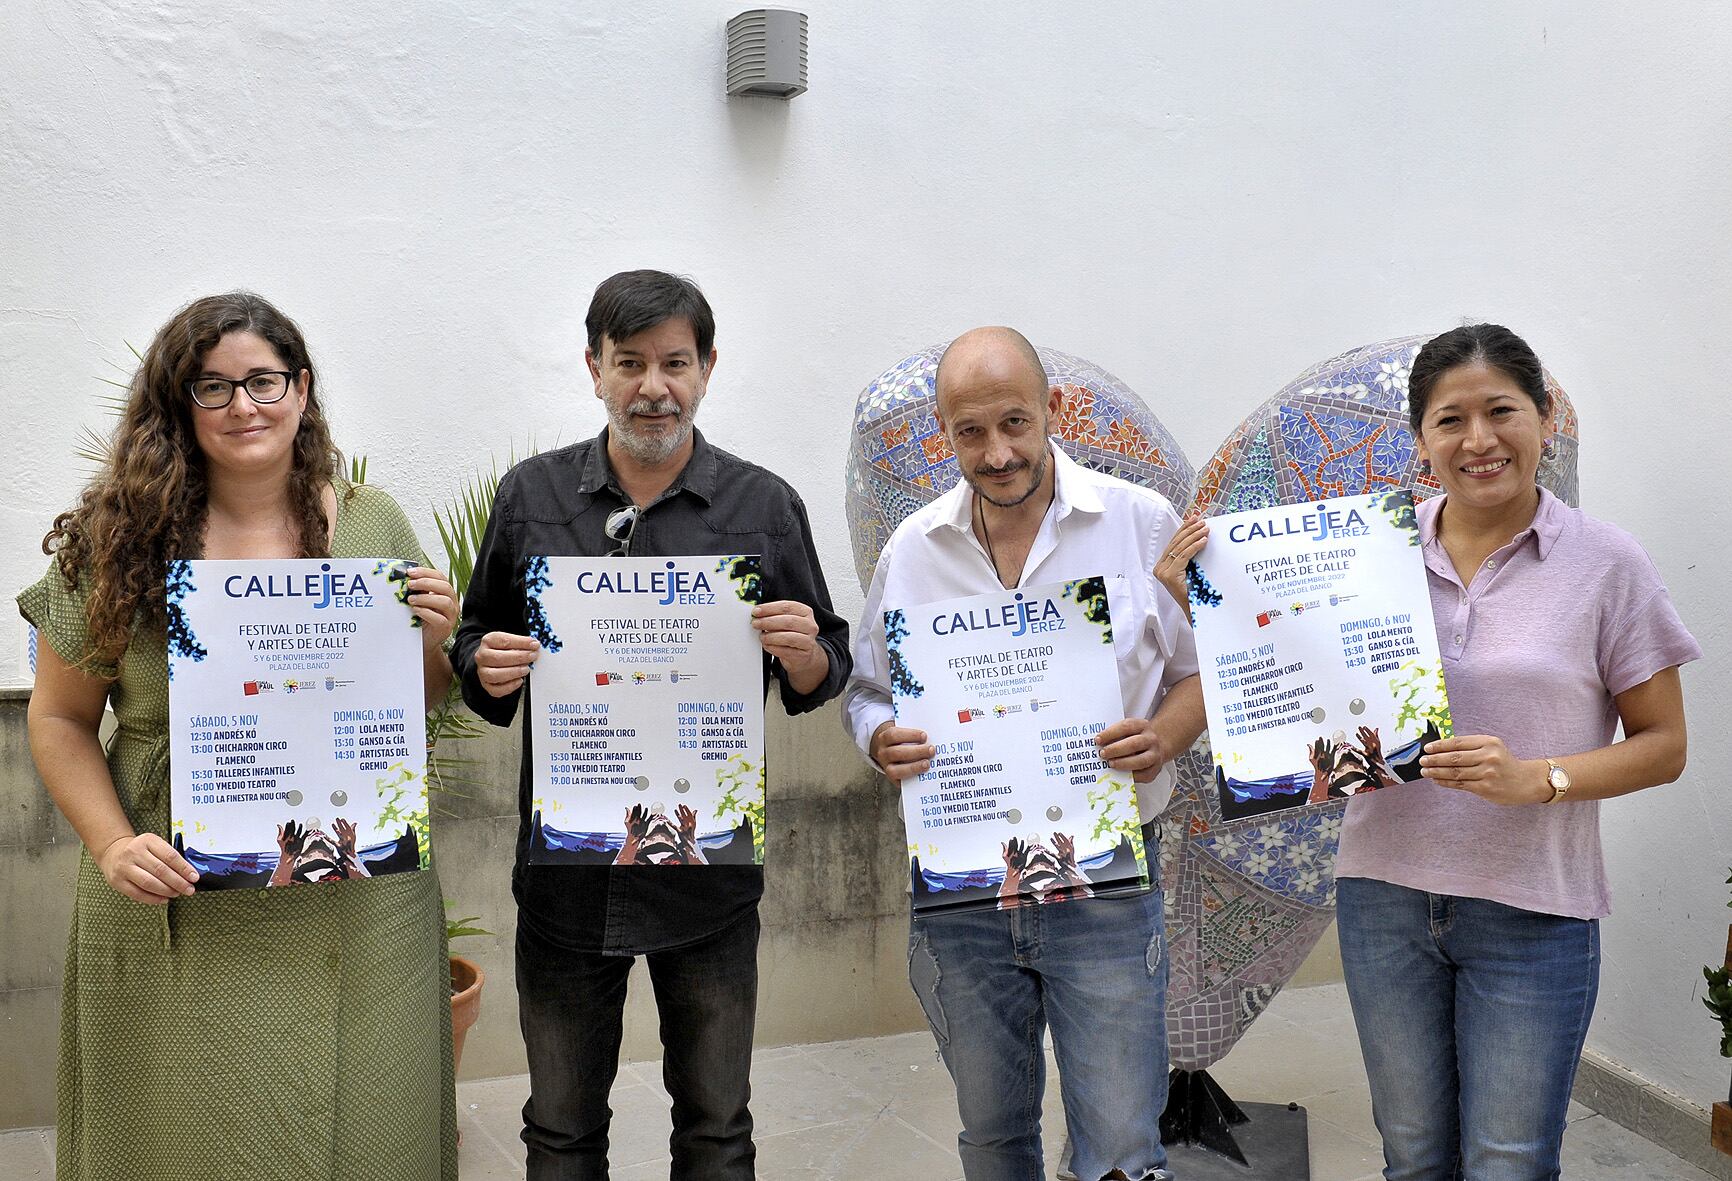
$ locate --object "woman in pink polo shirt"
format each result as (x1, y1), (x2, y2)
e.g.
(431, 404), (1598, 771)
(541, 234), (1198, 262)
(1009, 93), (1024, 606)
(1161, 323), (1698, 1179)
(1334, 324), (1697, 1180)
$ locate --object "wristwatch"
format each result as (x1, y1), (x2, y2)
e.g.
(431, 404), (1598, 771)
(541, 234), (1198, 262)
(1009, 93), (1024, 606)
(1543, 759), (1571, 803)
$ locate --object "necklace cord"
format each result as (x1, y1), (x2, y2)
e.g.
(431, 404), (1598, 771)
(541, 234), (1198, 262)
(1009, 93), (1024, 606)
(975, 481), (1056, 589)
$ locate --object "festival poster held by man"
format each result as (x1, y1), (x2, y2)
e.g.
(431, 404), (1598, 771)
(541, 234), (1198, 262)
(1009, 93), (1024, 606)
(19, 292), (462, 1179)
(450, 270), (851, 1180)
(843, 326), (1206, 1181)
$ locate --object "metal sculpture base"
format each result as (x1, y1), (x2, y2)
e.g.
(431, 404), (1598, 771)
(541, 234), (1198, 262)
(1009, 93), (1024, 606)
(1160, 1069), (1311, 1179)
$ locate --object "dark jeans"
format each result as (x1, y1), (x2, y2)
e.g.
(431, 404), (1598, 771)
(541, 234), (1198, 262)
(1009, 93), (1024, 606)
(909, 887), (1172, 1181)
(516, 908), (760, 1180)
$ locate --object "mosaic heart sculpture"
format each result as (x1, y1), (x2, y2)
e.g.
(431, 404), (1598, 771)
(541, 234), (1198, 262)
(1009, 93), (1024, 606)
(843, 335), (1580, 1070)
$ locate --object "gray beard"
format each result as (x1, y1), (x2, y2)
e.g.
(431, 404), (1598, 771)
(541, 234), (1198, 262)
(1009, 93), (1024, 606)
(607, 397), (700, 466)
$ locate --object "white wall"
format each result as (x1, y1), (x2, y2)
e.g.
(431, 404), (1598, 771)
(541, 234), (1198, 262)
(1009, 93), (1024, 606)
(3, 0), (1728, 1105)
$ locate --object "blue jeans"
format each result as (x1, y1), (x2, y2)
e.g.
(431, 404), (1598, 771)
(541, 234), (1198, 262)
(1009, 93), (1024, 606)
(908, 887), (1173, 1181)
(515, 908), (759, 1180)
(1337, 877), (1600, 1181)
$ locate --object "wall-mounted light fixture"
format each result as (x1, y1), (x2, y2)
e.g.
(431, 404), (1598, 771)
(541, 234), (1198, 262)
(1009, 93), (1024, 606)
(726, 9), (808, 99)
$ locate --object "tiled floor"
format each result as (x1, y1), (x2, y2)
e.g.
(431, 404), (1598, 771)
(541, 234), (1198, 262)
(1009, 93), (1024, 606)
(0, 985), (1718, 1179)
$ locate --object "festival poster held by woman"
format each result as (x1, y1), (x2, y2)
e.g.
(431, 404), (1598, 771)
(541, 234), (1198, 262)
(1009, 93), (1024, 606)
(19, 293), (459, 1179)
(1157, 324), (1700, 1181)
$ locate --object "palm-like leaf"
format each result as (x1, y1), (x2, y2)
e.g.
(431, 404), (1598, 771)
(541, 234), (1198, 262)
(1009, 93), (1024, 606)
(433, 458), (502, 601)
(73, 347), (141, 472)
(424, 441), (545, 800)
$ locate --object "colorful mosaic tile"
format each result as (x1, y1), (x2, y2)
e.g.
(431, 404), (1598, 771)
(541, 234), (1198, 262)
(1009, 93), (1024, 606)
(1193, 335), (1582, 518)
(1223, 427), (1278, 513)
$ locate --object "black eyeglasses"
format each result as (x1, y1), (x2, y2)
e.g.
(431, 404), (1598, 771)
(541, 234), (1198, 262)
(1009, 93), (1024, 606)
(604, 505), (641, 557)
(186, 371), (295, 409)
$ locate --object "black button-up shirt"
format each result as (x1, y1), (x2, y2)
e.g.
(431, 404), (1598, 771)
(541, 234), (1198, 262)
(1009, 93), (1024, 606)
(451, 428), (850, 954)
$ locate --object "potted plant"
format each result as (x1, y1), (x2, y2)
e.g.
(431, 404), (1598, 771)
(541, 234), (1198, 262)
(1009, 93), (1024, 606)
(358, 450), (538, 1082)
(426, 452), (538, 1074)
(348, 454), (506, 1073)
(1704, 869), (1732, 1155)
(447, 909), (490, 1074)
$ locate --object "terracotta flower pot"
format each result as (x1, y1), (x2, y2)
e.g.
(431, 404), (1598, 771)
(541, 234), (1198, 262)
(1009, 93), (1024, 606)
(450, 954), (485, 1077)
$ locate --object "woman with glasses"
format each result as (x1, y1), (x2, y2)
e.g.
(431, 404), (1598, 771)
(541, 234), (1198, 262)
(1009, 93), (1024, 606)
(19, 292), (459, 1179)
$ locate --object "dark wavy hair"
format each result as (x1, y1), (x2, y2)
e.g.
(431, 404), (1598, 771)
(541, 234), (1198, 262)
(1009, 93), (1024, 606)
(1407, 323), (1551, 434)
(585, 270), (715, 364)
(44, 292), (340, 665)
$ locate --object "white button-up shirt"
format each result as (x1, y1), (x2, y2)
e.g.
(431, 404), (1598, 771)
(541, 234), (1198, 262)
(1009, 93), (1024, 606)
(843, 443), (1201, 819)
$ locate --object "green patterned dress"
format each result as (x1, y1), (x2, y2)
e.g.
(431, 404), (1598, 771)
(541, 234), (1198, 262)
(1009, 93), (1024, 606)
(18, 481), (457, 1181)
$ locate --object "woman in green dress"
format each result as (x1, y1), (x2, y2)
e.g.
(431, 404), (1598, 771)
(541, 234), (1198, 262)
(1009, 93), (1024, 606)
(19, 292), (460, 1179)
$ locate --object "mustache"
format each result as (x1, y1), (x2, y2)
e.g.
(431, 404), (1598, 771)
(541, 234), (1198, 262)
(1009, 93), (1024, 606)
(974, 459), (1029, 478)
(628, 396), (683, 419)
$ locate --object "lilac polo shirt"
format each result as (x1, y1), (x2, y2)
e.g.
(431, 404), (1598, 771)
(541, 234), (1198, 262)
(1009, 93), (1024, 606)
(1335, 488), (1701, 919)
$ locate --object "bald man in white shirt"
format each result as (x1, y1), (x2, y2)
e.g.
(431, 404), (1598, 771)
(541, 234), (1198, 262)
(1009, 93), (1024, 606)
(843, 327), (1204, 1181)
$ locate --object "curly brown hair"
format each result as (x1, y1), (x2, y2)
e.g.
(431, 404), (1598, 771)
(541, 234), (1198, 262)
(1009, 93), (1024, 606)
(45, 292), (341, 665)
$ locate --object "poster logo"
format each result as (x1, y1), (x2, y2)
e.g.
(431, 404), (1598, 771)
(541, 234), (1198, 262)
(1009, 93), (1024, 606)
(1227, 503), (1370, 544)
(573, 562), (714, 606)
(931, 592), (1064, 639)
(223, 563), (371, 609)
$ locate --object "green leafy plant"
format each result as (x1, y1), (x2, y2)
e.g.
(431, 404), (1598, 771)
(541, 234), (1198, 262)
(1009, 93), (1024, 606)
(445, 902), (491, 944)
(355, 442), (547, 945)
(1703, 967), (1732, 1058)
(344, 457), (492, 801)
(1703, 868), (1732, 1057)
(435, 458), (504, 602)
(73, 346), (141, 473)
(422, 443), (550, 798)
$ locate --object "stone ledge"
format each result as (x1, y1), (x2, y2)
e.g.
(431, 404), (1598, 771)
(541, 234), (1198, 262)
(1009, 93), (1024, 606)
(1573, 1048), (1732, 1180)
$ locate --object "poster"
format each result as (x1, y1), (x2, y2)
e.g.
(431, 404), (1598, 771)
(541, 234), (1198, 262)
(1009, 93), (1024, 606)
(526, 555), (766, 865)
(1187, 490), (1452, 820)
(167, 558), (429, 889)
(886, 577), (1148, 914)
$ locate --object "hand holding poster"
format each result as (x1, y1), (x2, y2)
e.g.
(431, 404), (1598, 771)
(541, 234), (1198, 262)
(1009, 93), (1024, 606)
(526, 555), (766, 865)
(167, 558), (430, 889)
(1187, 490), (1452, 820)
(886, 577), (1148, 914)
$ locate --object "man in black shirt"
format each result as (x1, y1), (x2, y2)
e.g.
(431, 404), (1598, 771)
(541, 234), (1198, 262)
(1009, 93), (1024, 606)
(452, 270), (850, 1180)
